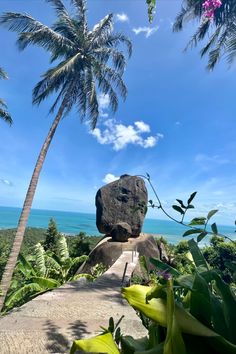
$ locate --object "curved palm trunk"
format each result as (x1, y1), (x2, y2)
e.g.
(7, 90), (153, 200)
(0, 101), (67, 312)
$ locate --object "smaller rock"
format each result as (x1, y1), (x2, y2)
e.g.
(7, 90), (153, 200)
(111, 222), (132, 242)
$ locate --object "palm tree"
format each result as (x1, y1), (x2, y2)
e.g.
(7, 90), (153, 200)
(0, 0), (132, 311)
(173, 0), (236, 70)
(0, 67), (12, 125)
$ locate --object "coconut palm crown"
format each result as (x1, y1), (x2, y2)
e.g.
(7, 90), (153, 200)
(0, 0), (132, 311)
(1, 0), (131, 127)
(173, 0), (236, 70)
(0, 67), (12, 125)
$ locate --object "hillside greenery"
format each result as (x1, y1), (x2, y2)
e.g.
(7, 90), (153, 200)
(0, 226), (101, 282)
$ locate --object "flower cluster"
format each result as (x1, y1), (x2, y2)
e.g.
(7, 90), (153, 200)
(202, 0), (222, 19)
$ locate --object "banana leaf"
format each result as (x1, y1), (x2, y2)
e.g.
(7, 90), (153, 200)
(122, 285), (236, 354)
(70, 332), (119, 354)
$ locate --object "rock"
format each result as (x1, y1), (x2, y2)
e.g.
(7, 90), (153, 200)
(111, 222), (132, 242)
(96, 175), (147, 240)
(79, 233), (160, 274)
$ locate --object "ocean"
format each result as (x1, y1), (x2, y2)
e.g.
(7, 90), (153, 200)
(0, 206), (235, 245)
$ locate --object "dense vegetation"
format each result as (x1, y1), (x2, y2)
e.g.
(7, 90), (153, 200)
(71, 237), (236, 354)
(0, 222), (102, 313)
(0, 226), (101, 282)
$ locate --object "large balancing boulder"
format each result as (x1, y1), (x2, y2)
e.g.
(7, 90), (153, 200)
(96, 175), (147, 241)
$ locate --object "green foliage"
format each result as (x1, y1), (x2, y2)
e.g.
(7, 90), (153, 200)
(0, 218), (102, 313)
(173, 0), (236, 70)
(203, 236), (236, 283)
(44, 218), (59, 253)
(91, 263), (107, 278)
(71, 240), (236, 354)
(0, 226), (101, 283)
(146, 0), (156, 23)
(0, 67), (12, 125)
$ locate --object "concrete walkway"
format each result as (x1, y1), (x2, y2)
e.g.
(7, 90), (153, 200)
(0, 251), (146, 353)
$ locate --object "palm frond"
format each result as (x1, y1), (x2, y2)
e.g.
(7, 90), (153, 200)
(184, 19), (211, 51)
(173, 6), (189, 32)
(0, 67), (7, 79)
(47, 0), (79, 41)
(93, 61), (127, 99)
(200, 26), (222, 57)
(90, 14), (113, 44)
(102, 33), (132, 58)
(225, 23), (236, 65)
(94, 47), (126, 74)
(71, 0), (87, 32)
(0, 12), (74, 53)
(0, 98), (7, 108)
(0, 108), (13, 125)
(84, 69), (98, 128)
(207, 27), (230, 70)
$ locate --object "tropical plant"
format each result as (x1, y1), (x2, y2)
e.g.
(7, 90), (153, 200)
(173, 0), (236, 70)
(3, 234), (89, 312)
(44, 218), (59, 253)
(70, 238), (236, 354)
(0, 67), (12, 125)
(0, 0), (131, 311)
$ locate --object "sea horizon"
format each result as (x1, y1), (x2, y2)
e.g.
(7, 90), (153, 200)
(0, 205), (235, 245)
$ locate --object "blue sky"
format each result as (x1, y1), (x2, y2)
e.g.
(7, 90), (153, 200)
(0, 0), (236, 225)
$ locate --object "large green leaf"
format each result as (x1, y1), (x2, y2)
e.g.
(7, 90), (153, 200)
(189, 217), (206, 226)
(120, 335), (148, 353)
(70, 332), (119, 354)
(211, 272), (236, 344)
(122, 285), (218, 337)
(4, 283), (42, 310)
(56, 234), (69, 264)
(30, 277), (59, 289)
(188, 239), (208, 269)
(190, 272), (211, 327)
(182, 229), (203, 237)
(164, 279), (186, 354)
(122, 285), (236, 353)
(17, 253), (36, 277)
(207, 209), (218, 220)
(149, 258), (180, 277)
(136, 342), (164, 354)
(33, 243), (46, 277)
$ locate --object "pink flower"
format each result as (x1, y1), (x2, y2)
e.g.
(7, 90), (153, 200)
(202, 0), (222, 19)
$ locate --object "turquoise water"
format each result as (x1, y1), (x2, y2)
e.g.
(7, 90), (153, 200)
(0, 206), (235, 245)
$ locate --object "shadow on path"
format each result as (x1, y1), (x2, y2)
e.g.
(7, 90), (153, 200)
(44, 319), (90, 353)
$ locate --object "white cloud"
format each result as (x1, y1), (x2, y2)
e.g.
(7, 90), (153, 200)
(195, 154), (230, 165)
(116, 13), (129, 23)
(90, 119), (163, 151)
(134, 121), (150, 133)
(102, 173), (119, 184)
(175, 121), (181, 125)
(98, 93), (110, 110)
(0, 178), (13, 186)
(132, 26), (159, 38)
(98, 93), (110, 118)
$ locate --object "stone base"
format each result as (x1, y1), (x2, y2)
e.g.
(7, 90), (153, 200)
(79, 233), (160, 274)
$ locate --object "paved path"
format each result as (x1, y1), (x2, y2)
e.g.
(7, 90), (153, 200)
(0, 251), (146, 353)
